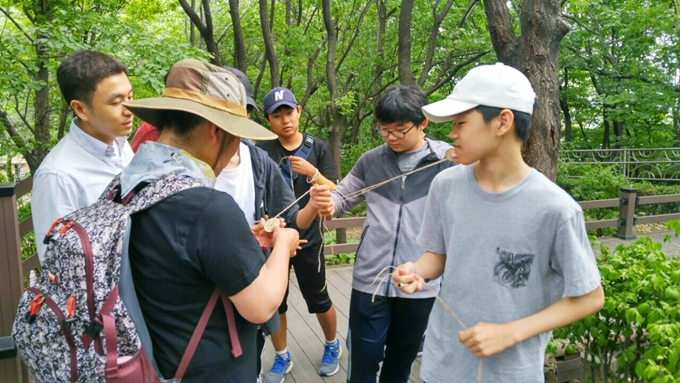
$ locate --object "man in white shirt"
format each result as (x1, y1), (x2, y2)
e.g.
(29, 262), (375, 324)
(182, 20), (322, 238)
(32, 50), (134, 263)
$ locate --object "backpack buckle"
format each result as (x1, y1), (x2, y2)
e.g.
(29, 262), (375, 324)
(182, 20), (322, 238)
(84, 317), (103, 338)
(26, 294), (45, 324)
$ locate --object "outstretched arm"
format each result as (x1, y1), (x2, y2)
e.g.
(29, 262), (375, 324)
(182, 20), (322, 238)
(459, 285), (604, 358)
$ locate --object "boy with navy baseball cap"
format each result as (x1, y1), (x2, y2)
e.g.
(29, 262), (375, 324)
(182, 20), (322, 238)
(257, 87), (341, 382)
(393, 63), (604, 383)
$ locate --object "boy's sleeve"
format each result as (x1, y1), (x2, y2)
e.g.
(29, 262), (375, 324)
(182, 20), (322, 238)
(416, 175), (446, 255)
(318, 140), (340, 184)
(267, 157), (301, 230)
(550, 210), (602, 297)
(331, 156), (366, 216)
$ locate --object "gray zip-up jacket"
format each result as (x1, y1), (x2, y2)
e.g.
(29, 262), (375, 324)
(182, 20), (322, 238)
(331, 137), (454, 298)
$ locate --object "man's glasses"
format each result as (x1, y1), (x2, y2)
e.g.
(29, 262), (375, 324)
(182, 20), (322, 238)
(379, 124), (417, 139)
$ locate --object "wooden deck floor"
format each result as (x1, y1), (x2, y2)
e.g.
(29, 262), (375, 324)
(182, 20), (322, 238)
(261, 265), (423, 383)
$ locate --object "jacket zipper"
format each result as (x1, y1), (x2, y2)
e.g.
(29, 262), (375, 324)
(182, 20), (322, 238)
(384, 152), (442, 296)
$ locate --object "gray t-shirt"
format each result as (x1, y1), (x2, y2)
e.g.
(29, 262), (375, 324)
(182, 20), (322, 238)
(417, 165), (601, 383)
(396, 141), (431, 173)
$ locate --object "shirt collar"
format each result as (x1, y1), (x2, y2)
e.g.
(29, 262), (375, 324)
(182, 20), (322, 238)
(68, 118), (128, 160)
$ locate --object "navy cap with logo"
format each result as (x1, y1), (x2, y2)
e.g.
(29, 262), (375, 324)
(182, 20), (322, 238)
(224, 66), (257, 112)
(263, 87), (299, 115)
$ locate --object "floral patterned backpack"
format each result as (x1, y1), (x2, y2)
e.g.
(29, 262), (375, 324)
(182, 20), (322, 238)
(12, 175), (242, 382)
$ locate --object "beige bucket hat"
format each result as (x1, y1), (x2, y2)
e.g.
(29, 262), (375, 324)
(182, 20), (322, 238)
(123, 59), (277, 140)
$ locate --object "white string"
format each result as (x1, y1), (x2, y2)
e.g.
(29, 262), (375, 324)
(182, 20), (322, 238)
(333, 158), (448, 203)
(365, 270), (484, 383)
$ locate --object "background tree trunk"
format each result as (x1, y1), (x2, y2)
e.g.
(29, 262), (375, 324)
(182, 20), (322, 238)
(397, 0), (416, 85)
(483, 0), (570, 181)
(259, 0), (280, 87)
(229, 0), (247, 70)
(322, 0), (346, 245)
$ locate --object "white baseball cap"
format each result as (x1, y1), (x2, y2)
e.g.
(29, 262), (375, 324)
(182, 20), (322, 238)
(422, 63), (536, 123)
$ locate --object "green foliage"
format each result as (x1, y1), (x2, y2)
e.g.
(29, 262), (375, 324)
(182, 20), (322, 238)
(552, 237), (680, 382)
(323, 229), (356, 265)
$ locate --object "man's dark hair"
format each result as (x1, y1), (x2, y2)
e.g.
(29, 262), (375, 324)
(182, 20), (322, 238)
(57, 50), (128, 106)
(156, 110), (207, 137)
(374, 85), (428, 126)
(475, 101), (536, 141)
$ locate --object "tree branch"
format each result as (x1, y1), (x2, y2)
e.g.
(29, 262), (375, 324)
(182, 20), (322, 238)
(418, 0), (456, 86)
(336, 0), (372, 73)
(0, 7), (34, 43)
(482, 0), (517, 61)
(178, 0), (207, 34)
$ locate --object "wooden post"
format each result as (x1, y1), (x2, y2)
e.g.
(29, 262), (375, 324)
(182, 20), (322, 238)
(614, 188), (637, 240)
(0, 183), (24, 383)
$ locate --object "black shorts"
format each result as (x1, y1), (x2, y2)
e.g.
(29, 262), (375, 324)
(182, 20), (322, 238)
(278, 246), (332, 314)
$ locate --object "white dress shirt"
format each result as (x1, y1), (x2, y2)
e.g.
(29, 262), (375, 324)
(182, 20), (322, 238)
(32, 119), (133, 263)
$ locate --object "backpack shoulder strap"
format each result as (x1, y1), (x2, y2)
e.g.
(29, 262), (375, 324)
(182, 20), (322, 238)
(295, 134), (315, 160)
(279, 134), (315, 186)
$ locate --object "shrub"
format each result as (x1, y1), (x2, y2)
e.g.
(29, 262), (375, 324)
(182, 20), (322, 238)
(552, 228), (680, 383)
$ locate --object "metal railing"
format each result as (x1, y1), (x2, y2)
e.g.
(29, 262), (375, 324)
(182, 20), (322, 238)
(562, 148), (680, 182)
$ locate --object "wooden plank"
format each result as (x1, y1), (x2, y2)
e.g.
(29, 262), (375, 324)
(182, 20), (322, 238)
(323, 217), (365, 230)
(585, 219), (618, 230)
(324, 243), (358, 256)
(18, 218), (32, 238)
(0, 187), (23, 383)
(635, 213), (680, 225)
(15, 177), (32, 200)
(22, 254), (39, 275)
(578, 198), (619, 209)
(637, 194), (680, 205)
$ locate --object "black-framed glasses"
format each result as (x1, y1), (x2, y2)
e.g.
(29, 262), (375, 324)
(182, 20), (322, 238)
(379, 124), (417, 139)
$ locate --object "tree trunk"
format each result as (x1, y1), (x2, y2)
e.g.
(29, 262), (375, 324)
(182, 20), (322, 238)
(322, 0), (345, 245)
(178, 0), (221, 65)
(560, 96), (572, 142)
(397, 0), (416, 86)
(229, 0), (247, 70)
(483, 0), (570, 181)
(31, 35), (51, 173)
(560, 68), (571, 142)
(369, 0), (387, 141)
(673, 99), (679, 147)
(259, 0), (280, 87)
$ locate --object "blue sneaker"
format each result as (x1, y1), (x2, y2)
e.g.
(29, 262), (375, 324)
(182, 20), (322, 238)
(264, 351), (293, 383)
(319, 339), (342, 376)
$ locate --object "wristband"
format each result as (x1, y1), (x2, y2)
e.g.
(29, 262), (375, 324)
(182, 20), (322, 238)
(307, 169), (319, 183)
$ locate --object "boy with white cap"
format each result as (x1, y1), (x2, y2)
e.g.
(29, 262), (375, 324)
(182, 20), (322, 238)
(392, 63), (604, 382)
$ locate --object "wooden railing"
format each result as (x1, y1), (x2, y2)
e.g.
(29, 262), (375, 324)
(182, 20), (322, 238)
(1, 179), (680, 383)
(322, 188), (680, 255)
(0, 175), (32, 383)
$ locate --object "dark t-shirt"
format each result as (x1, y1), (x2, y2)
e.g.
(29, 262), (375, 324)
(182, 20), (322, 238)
(130, 187), (265, 382)
(258, 133), (340, 250)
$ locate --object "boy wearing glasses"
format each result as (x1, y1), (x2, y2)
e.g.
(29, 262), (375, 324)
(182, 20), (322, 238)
(328, 85), (455, 382)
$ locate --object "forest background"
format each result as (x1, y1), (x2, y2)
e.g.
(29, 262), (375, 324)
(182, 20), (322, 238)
(2, 0), (678, 182)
